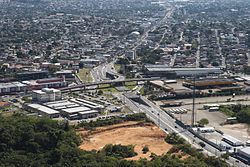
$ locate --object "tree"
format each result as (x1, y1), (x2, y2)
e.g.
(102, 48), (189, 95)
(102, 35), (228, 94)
(142, 146), (149, 154)
(198, 118), (209, 126)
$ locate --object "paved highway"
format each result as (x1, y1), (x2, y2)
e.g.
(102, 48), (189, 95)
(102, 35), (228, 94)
(120, 93), (249, 167)
(91, 60), (125, 82)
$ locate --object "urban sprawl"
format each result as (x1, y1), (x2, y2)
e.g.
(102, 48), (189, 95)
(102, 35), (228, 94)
(1, 0), (250, 166)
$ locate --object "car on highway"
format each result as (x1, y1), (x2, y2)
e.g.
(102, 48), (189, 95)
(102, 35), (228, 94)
(196, 148), (204, 152)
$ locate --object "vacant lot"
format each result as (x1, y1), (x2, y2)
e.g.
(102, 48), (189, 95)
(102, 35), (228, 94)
(77, 68), (93, 82)
(221, 123), (250, 142)
(78, 121), (172, 160)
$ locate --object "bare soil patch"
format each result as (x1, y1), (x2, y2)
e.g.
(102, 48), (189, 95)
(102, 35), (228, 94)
(78, 121), (172, 160)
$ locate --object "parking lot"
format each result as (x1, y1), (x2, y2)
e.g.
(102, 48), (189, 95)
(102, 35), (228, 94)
(156, 95), (250, 143)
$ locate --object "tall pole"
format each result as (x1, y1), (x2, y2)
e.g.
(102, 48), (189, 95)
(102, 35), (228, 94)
(192, 76), (196, 126)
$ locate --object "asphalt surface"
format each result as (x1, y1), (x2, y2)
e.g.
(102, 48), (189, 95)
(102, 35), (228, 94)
(120, 93), (249, 167)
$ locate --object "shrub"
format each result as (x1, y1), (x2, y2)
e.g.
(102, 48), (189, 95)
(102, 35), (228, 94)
(142, 146), (149, 154)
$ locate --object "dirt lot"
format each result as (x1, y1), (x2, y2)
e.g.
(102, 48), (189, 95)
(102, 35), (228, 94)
(220, 123), (250, 142)
(78, 121), (172, 160)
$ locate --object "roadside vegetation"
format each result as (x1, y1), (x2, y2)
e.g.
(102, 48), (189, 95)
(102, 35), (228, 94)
(77, 113), (149, 130)
(98, 84), (118, 93)
(165, 133), (228, 167)
(220, 104), (250, 124)
(77, 68), (93, 82)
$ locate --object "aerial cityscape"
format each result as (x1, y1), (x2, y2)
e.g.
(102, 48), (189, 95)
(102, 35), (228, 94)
(0, 0), (250, 166)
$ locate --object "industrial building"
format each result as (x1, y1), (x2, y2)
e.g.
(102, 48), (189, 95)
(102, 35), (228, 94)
(70, 98), (104, 111)
(43, 99), (103, 120)
(26, 103), (60, 118)
(16, 71), (48, 81)
(0, 82), (27, 94)
(222, 135), (244, 147)
(183, 78), (235, 89)
(55, 70), (75, 80)
(0, 77), (67, 95)
(26, 98), (102, 120)
(143, 65), (223, 78)
(24, 77), (68, 90)
(32, 88), (62, 103)
(61, 106), (98, 119)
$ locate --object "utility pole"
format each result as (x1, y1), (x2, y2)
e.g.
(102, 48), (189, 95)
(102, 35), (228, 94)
(192, 76), (196, 127)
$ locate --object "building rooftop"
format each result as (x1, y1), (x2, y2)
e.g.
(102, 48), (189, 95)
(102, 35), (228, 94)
(27, 104), (60, 115)
(223, 134), (242, 144)
(145, 66), (222, 72)
(62, 106), (91, 114)
(79, 110), (99, 115)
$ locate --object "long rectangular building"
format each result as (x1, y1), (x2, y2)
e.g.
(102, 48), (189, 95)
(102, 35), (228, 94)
(144, 65), (223, 78)
(26, 103), (60, 118)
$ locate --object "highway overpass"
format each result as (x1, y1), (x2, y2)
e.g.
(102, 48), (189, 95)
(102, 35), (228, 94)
(60, 77), (160, 92)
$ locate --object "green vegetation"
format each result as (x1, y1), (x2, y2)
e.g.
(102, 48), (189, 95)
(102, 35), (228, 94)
(142, 146), (149, 154)
(197, 118), (209, 126)
(166, 133), (229, 167)
(0, 114), (229, 167)
(0, 114), (82, 166)
(101, 144), (137, 159)
(220, 105), (250, 124)
(99, 84), (118, 93)
(137, 48), (164, 64)
(219, 106), (235, 117)
(77, 68), (93, 82)
(125, 81), (137, 90)
(77, 113), (149, 129)
(165, 132), (185, 145)
(114, 64), (122, 73)
(221, 153), (230, 160)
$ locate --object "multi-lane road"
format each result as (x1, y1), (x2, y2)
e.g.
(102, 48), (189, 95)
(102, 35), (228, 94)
(91, 61), (125, 82)
(120, 93), (249, 167)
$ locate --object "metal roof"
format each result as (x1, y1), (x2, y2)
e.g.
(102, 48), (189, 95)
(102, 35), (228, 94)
(28, 104), (59, 115)
(62, 106), (90, 113)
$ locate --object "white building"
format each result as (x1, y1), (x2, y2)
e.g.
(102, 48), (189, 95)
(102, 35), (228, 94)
(26, 103), (60, 118)
(222, 135), (244, 147)
(32, 88), (61, 103)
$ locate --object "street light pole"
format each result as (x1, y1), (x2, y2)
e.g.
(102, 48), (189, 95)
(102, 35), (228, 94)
(192, 76), (196, 127)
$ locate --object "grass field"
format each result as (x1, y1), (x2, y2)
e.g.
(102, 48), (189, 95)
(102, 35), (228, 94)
(125, 81), (137, 90)
(114, 64), (121, 73)
(99, 84), (118, 93)
(77, 68), (93, 82)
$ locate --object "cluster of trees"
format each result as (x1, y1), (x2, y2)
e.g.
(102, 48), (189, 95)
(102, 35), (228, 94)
(77, 113), (149, 130)
(220, 105), (250, 124)
(137, 47), (164, 64)
(165, 133), (185, 145)
(101, 144), (137, 159)
(0, 114), (230, 167)
(197, 118), (209, 126)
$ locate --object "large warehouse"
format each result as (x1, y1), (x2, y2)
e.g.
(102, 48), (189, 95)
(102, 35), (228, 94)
(26, 103), (60, 118)
(143, 65), (223, 78)
(183, 78), (235, 89)
(26, 99), (101, 120)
